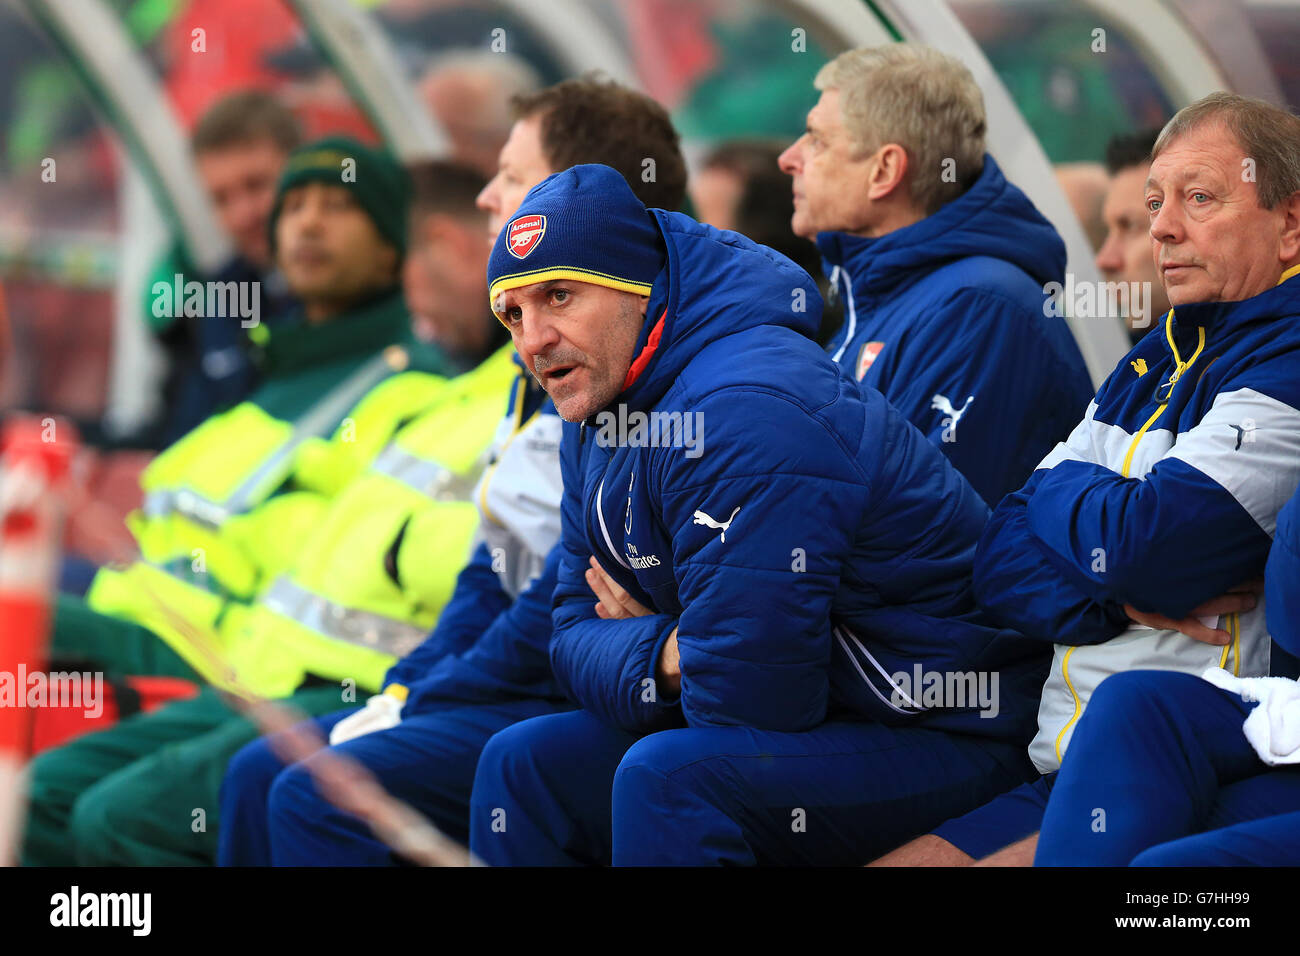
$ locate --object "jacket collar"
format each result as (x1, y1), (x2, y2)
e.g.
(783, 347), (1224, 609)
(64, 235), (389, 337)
(813, 154), (1065, 300)
(258, 286), (410, 375)
(1166, 265), (1300, 338)
(595, 210), (821, 416)
(814, 153), (988, 296)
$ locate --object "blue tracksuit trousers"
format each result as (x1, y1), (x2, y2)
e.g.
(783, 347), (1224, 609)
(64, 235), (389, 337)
(469, 709), (1035, 866)
(1035, 669), (1300, 866)
(218, 698), (567, 866)
(1131, 806), (1300, 866)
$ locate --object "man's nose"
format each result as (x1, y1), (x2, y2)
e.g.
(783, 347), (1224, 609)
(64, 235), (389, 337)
(778, 139), (801, 175)
(295, 196), (326, 233)
(520, 309), (560, 355)
(1149, 202), (1180, 244)
(476, 179), (497, 214)
(234, 194), (264, 230)
(1095, 234), (1122, 274)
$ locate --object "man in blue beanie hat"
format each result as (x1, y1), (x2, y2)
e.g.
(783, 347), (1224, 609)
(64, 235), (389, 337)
(215, 79), (691, 866)
(467, 163), (1051, 865)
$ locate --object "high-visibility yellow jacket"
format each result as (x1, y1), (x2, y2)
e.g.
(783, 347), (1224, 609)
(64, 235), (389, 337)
(89, 344), (518, 697)
(116, 289), (452, 600)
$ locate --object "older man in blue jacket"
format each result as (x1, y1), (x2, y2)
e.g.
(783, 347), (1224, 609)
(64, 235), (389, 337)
(1031, 483), (1300, 867)
(779, 45), (1093, 507)
(467, 164), (1048, 866)
(874, 92), (1300, 868)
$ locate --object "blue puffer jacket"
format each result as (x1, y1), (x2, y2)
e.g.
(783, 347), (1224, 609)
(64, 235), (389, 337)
(550, 210), (1048, 740)
(817, 154), (1093, 507)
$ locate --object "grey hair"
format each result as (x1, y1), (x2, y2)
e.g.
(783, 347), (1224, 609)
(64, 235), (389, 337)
(815, 44), (986, 215)
(1153, 91), (1300, 209)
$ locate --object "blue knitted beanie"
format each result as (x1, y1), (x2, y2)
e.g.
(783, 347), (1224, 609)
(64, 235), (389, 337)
(488, 164), (663, 319)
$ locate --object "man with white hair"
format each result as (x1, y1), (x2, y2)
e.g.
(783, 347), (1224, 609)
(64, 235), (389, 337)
(779, 44), (1093, 506)
(874, 91), (1300, 867)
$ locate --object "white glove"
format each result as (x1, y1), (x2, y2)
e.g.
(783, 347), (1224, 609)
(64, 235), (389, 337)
(1202, 667), (1300, 765)
(328, 692), (404, 746)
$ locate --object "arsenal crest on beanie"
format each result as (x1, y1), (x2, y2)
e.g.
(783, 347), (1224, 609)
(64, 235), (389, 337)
(487, 164), (664, 320)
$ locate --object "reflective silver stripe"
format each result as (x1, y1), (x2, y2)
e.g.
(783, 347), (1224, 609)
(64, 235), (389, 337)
(144, 348), (407, 529)
(142, 488), (230, 529)
(226, 349), (406, 513)
(262, 576), (427, 658)
(370, 443), (483, 502)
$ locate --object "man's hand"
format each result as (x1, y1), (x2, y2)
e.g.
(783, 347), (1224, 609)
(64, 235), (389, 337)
(1125, 579), (1263, 645)
(656, 628), (681, 696)
(586, 556), (652, 619)
(585, 558), (680, 696)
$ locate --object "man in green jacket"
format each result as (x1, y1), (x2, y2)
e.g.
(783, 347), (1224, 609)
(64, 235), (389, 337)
(22, 138), (482, 865)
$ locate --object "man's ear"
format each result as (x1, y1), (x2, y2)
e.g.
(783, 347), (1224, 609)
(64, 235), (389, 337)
(639, 294), (650, 319)
(1277, 190), (1300, 266)
(866, 143), (910, 202)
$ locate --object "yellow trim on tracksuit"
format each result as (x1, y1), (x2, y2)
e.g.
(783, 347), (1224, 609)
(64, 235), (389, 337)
(1055, 308), (1208, 763)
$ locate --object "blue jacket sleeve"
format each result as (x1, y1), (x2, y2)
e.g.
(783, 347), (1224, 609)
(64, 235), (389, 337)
(980, 379), (1300, 636)
(1266, 489), (1300, 659)
(973, 469), (1131, 645)
(664, 391), (861, 730)
(548, 432), (681, 733)
(403, 544), (564, 711)
(1025, 457), (1275, 620)
(381, 541), (510, 692)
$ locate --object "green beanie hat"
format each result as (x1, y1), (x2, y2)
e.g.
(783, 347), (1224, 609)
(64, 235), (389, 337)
(268, 135), (410, 261)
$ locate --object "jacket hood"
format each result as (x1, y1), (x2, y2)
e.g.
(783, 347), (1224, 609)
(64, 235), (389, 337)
(815, 154), (1067, 297)
(614, 211), (823, 412)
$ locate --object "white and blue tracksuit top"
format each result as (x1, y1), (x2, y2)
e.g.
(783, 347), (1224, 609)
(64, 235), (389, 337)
(974, 266), (1300, 772)
(551, 210), (1048, 741)
(817, 154), (1094, 508)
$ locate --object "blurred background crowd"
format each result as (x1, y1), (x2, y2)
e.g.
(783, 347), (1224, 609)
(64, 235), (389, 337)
(1, 0), (1298, 562)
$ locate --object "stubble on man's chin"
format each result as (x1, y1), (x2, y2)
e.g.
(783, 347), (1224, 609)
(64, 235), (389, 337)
(554, 380), (619, 424)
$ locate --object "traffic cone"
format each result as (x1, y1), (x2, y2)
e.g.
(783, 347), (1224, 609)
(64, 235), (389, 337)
(0, 415), (75, 864)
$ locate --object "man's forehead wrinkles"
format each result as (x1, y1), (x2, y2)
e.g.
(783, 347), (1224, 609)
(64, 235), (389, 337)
(1146, 164), (1215, 189)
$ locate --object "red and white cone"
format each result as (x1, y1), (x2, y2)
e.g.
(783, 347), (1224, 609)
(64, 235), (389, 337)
(0, 416), (74, 865)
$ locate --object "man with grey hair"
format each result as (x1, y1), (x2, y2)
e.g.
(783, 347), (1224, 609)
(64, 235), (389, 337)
(873, 91), (1300, 867)
(779, 44), (1092, 507)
